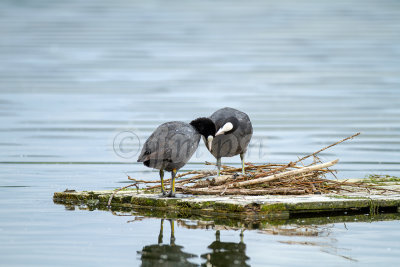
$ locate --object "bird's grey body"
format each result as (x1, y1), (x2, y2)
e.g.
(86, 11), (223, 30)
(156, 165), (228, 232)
(138, 119), (213, 197)
(209, 107), (253, 158)
(138, 121), (201, 172)
(208, 107), (253, 175)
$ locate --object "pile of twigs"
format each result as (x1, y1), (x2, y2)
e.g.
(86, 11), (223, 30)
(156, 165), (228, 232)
(175, 159), (339, 195)
(122, 132), (386, 196)
(134, 157), (341, 196)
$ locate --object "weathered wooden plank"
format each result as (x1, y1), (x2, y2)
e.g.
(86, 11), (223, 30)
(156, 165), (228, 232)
(53, 180), (400, 222)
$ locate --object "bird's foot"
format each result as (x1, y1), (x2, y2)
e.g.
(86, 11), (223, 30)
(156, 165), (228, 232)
(166, 191), (176, 198)
(160, 189), (167, 197)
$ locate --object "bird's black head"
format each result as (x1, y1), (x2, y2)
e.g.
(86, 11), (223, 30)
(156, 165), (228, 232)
(190, 117), (216, 151)
(190, 117), (216, 138)
(216, 116), (239, 136)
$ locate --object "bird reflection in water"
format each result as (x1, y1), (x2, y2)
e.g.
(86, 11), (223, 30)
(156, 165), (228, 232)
(201, 230), (250, 267)
(137, 219), (197, 267)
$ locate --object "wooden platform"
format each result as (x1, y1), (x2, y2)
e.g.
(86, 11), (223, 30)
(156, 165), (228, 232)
(53, 179), (400, 223)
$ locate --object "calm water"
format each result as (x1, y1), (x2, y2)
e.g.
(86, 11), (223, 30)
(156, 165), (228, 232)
(1, 0), (400, 266)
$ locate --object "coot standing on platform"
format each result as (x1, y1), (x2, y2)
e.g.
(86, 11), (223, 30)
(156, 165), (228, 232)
(207, 107), (253, 176)
(137, 118), (216, 197)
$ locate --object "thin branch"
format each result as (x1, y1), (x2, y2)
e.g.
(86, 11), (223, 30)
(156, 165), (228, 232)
(178, 187), (307, 195)
(294, 132), (360, 164)
(107, 183), (139, 207)
(212, 159), (339, 190)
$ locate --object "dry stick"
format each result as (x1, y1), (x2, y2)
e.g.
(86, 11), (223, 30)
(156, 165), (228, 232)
(146, 170), (217, 189)
(133, 170), (206, 188)
(202, 165), (315, 189)
(333, 180), (400, 193)
(207, 162), (298, 187)
(127, 170), (200, 184)
(177, 178), (202, 187)
(227, 166), (319, 186)
(205, 161), (232, 169)
(224, 156), (323, 186)
(203, 162), (298, 189)
(220, 186), (228, 195)
(190, 159), (339, 192)
(211, 175), (234, 186)
(294, 132), (360, 164)
(219, 163), (284, 174)
(252, 162), (296, 178)
(191, 179), (211, 188)
(127, 177), (159, 183)
(149, 162), (294, 190)
(209, 161), (286, 173)
(179, 187), (307, 195)
(175, 170), (200, 179)
(149, 162), (273, 190)
(107, 183), (139, 207)
(312, 154), (338, 181)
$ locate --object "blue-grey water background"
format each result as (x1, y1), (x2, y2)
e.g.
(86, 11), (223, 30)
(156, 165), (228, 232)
(1, 0), (400, 266)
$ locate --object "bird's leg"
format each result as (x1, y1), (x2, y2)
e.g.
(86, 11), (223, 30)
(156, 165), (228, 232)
(166, 168), (177, 197)
(158, 219), (164, 244)
(169, 219), (176, 245)
(216, 158), (221, 177)
(216, 230), (221, 242)
(240, 153), (245, 175)
(160, 169), (167, 196)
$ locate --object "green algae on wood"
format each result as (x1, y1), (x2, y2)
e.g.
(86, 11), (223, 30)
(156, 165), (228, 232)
(53, 184), (400, 222)
(362, 175), (400, 185)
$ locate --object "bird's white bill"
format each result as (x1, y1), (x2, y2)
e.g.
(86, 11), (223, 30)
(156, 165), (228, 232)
(207, 135), (213, 150)
(215, 122), (233, 136)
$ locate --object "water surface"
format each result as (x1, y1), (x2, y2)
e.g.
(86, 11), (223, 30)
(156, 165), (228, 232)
(1, 0), (400, 266)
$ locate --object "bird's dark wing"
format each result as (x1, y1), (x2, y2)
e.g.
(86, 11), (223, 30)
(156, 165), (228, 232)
(137, 123), (171, 163)
(138, 122), (200, 170)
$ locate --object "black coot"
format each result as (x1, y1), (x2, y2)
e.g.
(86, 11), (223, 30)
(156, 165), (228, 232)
(137, 118), (215, 197)
(207, 107), (253, 176)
